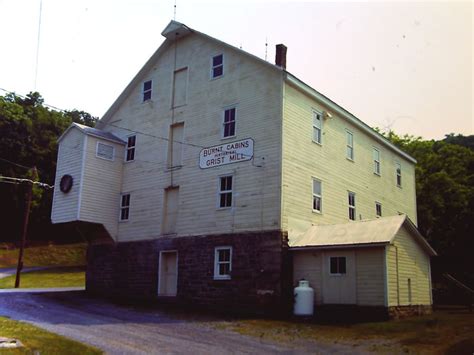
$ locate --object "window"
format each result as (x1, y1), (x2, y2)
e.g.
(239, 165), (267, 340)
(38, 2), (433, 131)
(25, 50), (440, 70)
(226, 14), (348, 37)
(218, 175), (233, 208)
(96, 142), (114, 161)
(312, 179), (322, 213)
(222, 107), (236, 138)
(330, 257), (346, 275)
(348, 191), (356, 220)
(346, 130), (354, 160)
(120, 193), (130, 221)
(168, 123), (184, 168)
(211, 54), (223, 78)
(396, 162), (402, 187)
(373, 148), (381, 175)
(126, 135), (136, 162)
(143, 80), (152, 102)
(214, 247), (232, 280)
(376, 202), (382, 217)
(312, 110), (322, 144)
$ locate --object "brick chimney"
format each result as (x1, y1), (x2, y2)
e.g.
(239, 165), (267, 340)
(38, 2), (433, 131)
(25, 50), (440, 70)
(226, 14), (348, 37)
(275, 44), (287, 69)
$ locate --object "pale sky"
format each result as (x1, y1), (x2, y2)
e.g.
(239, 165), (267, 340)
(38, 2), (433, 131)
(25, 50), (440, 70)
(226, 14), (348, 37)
(0, 0), (472, 140)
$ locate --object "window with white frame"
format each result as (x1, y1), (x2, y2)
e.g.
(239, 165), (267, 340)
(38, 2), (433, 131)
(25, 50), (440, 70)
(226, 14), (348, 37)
(376, 202), (382, 217)
(96, 142), (114, 161)
(222, 107), (236, 138)
(348, 191), (356, 220)
(330, 256), (346, 275)
(211, 54), (224, 78)
(214, 246), (232, 280)
(312, 179), (322, 213)
(312, 110), (322, 144)
(396, 162), (402, 187)
(373, 148), (381, 175)
(218, 175), (233, 208)
(126, 135), (136, 162)
(143, 80), (152, 102)
(120, 193), (130, 221)
(346, 130), (354, 160)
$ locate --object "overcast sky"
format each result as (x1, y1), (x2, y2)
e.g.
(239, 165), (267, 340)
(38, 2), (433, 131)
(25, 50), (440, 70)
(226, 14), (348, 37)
(0, 0), (472, 139)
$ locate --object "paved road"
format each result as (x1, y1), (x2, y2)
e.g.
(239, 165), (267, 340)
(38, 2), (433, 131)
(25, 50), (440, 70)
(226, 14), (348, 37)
(0, 291), (362, 354)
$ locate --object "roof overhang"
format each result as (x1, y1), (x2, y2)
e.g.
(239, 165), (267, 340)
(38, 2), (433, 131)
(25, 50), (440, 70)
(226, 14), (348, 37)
(291, 242), (388, 251)
(284, 73), (417, 164)
(58, 123), (126, 145)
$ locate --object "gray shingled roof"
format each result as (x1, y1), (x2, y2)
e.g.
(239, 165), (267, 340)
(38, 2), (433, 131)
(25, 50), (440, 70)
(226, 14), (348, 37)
(58, 123), (126, 144)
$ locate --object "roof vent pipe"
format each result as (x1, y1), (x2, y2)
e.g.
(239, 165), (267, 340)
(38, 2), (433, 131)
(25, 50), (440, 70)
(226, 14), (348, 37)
(275, 44), (287, 69)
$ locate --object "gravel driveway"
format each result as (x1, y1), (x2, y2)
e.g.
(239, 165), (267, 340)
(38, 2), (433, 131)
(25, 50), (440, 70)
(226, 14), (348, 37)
(0, 290), (361, 354)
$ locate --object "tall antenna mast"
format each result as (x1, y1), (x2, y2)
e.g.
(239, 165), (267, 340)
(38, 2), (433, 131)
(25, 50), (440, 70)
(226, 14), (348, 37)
(34, 0), (43, 90)
(173, 0), (177, 20)
(265, 37), (268, 61)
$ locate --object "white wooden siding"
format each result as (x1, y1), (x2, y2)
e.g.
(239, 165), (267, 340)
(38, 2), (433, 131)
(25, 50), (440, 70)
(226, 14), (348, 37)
(282, 82), (417, 239)
(386, 226), (432, 306)
(79, 135), (124, 238)
(293, 247), (386, 306)
(51, 128), (84, 223)
(103, 34), (283, 241)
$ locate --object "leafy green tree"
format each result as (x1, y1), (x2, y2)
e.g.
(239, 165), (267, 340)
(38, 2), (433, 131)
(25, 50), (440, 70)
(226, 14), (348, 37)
(383, 131), (474, 285)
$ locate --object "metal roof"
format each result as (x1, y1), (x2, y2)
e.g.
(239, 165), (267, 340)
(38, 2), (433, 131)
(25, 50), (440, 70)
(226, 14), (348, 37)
(289, 214), (436, 256)
(58, 123), (126, 144)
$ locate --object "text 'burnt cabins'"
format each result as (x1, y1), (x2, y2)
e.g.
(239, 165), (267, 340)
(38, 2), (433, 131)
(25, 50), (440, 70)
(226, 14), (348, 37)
(51, 20), (435, 317)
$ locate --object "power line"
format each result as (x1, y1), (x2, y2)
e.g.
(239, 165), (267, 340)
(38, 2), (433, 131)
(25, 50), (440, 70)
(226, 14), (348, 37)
(0, 176), (53, 189)
(0, 88), (66, 112)
(0, 157), (33, 171)
(34, 0), (43, 90)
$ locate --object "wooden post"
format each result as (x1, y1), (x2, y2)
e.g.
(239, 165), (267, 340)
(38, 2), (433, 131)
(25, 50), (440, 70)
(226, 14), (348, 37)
(14, 167), (38, 288)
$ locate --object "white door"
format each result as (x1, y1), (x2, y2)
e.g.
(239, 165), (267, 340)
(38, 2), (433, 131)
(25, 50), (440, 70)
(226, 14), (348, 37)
(322, 251), (356, 304)
(158, 251), (178, 296)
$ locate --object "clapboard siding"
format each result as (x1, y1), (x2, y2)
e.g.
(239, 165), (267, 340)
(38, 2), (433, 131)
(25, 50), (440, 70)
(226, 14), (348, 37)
(281, 82), (417, 239)
(355, 248), (385, 306)
(79, 136), (124, 238)
(51, 128), (84, 223)
(386, 227), (432, 306)
(101, 34), (283, 241)
(293, 251), (323, 304)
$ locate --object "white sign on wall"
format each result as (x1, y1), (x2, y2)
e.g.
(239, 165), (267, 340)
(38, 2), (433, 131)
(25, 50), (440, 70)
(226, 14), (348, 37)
(199, 138), (254, 169)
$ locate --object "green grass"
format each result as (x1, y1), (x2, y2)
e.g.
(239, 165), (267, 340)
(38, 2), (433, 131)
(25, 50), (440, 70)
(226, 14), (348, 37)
(0, 316), (101, 354)
(216, 309), (474, 354)
(0, 267), (85, 289)
(0, 243), (86, 268)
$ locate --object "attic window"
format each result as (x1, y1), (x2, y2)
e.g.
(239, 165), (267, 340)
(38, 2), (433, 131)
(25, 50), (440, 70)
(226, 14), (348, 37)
(211, 54), (223, 78)
(96, 142), (114, 161)
(143, 80), (152, 102)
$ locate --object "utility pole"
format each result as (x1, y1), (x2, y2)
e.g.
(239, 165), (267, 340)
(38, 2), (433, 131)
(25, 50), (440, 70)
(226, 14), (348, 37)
(15, 166), (38, 288)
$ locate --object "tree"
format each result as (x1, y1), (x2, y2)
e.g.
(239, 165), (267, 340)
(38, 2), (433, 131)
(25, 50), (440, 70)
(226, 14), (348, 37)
(382, 131), (474, 285)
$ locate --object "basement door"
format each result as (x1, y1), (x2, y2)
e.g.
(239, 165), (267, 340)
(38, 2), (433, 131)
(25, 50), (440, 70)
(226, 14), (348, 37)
(322, 251), (356, 304)
(158, 251), (178, 296)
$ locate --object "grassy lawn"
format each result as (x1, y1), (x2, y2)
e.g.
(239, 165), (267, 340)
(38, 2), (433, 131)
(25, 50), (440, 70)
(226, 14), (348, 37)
(216, 308), (474, 354)
(0, 243), (86, 268)
(0, 266), (85, 289)
(0, 316), (101, 354)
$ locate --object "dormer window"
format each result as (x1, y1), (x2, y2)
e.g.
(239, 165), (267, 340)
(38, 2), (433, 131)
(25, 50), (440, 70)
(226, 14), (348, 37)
(211, 54), (224, 78)
(143, 80), (152, 102)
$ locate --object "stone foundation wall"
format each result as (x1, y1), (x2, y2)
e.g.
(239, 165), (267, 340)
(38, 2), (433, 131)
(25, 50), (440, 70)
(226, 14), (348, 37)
(388, 305), (433, 319)
(86, 230), (292, 314)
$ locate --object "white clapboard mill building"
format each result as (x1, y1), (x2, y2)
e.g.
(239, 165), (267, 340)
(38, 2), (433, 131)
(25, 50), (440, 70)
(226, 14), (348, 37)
(51, 20), (436, 317)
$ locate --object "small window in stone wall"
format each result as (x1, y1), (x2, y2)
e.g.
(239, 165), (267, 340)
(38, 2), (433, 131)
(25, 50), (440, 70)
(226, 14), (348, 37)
(214, 246), (232, 280)
(96, 142), (114, 161)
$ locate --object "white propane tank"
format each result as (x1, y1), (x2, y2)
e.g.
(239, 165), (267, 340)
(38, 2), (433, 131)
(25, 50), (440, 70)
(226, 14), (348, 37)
(293, 280), (314, 316)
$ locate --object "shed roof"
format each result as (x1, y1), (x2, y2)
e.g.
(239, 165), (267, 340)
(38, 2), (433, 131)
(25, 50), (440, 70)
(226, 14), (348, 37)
(289, 214), (436, 256)
(58, 123), (126, 145)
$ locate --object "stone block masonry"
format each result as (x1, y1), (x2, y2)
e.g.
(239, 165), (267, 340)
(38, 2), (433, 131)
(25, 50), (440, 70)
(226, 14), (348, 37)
(87, 230), (293, 315)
